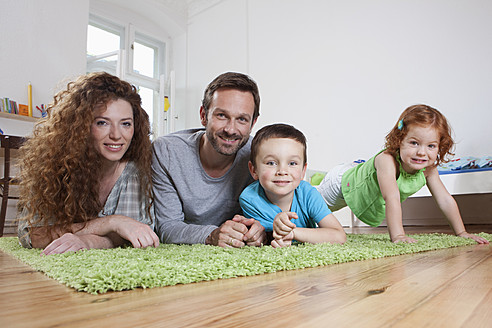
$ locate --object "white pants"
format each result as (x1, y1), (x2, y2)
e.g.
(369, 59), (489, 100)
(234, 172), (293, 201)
(316, 162), (358, 212)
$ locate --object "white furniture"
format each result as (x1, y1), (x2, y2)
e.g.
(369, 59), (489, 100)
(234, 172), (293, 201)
(307, 168), (492, 228)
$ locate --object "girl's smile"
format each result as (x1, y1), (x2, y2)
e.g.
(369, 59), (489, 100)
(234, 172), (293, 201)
(399, 124), (440, 174)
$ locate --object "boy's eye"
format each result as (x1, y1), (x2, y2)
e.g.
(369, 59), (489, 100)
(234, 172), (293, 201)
(289, 161), (298, 166)
(266, 161), (276, 166)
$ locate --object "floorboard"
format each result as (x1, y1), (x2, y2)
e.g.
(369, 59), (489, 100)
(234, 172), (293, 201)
(1, 225), (491, 327)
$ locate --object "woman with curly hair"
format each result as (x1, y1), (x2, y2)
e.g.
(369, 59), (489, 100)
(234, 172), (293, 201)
(17, 72), (159, 255)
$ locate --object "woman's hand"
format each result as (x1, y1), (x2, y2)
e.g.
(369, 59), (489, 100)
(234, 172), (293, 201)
(111, 216), (160, 248)
(42, 233), (89, 255)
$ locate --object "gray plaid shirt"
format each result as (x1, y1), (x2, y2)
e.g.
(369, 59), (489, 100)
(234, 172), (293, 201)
(18, 161), (153, 248)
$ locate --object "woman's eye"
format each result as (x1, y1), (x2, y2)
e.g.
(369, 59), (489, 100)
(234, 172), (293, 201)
(122, 121), (133, 127)
(96, 120), (108, 126)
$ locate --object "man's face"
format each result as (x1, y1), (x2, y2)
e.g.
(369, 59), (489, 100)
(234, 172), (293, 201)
(201, 88), (256, 156)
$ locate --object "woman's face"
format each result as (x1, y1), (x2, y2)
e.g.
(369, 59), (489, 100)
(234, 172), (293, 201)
(90, 99), (134, 164)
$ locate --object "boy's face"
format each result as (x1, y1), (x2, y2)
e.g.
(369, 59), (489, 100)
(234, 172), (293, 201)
(248, 137), (307, 205)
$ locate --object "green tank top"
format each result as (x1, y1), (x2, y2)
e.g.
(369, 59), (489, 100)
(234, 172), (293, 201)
(341, 150), (426, 227)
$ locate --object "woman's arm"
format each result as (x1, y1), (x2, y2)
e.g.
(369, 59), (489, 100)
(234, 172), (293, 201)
(375, 152), (417, 243)
(31, 215), (159, 254)
(425, 167), (489, 244)
(292, 213), (346, 245)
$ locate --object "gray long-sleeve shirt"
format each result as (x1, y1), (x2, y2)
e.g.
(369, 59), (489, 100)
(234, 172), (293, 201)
(151, 129), (254, 244)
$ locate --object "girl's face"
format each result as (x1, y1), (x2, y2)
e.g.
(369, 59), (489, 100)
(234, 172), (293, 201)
(91, 99), (134, 165)
(399, 124), (439, 174)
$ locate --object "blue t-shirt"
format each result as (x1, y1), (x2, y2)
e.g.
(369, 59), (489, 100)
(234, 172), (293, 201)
(239, 180), (332, 231)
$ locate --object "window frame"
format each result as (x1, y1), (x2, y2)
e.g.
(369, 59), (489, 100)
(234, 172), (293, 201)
(86, 14), (171, 137)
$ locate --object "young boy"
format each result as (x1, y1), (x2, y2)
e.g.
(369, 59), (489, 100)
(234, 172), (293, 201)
(239, 123), (346, 248)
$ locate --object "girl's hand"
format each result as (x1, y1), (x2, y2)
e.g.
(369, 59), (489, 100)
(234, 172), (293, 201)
(457, 232), (490, 244)
(391, 234), (418, 243)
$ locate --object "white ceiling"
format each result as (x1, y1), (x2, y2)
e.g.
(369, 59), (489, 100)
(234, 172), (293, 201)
(155, 0), (223, 19)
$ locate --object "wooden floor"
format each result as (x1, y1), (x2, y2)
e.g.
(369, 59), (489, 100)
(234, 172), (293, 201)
(1, 225), (491, 328)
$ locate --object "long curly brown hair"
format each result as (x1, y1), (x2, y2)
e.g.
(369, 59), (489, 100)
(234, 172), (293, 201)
(18, 72), (153, 234)
(385, 104), (454, 166)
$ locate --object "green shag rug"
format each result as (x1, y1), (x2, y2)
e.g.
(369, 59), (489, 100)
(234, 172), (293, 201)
(1, 233), (490, 295)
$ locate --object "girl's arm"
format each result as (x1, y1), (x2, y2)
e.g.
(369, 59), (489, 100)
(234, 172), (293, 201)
(425, 166), (489, 244)
(292, 213), (346, 245)
(375, 152), (417, 243)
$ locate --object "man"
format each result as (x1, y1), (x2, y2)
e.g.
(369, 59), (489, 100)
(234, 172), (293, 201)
(152, 72), (266, 247)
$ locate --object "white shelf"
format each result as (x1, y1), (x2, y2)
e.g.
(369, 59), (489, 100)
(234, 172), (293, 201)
(0, 112), (38, 122)
(412, 170), (492, 197)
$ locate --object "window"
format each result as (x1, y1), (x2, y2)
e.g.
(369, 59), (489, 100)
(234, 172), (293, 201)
(86, 14), (170, 137)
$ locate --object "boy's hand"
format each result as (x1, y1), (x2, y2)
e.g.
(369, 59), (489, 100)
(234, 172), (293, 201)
(457, 232), (490, 244)
(271, 232), (293, 248)
(391, 234), (418, 243)
(272, 212), (297, 240)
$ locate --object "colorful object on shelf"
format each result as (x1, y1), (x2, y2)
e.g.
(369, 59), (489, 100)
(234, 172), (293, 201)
(35, 104), (47, 118)
(28, 82), (33, 117)
(164, 96), (170, 112)
(18, 104), (29, 116)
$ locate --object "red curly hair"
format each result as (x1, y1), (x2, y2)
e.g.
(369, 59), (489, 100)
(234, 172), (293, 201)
(18, 72), (153, 235)
(385, 104), (454, 165)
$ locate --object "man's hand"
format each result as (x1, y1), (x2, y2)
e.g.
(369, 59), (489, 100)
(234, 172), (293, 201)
(233, 215), (266, 246)
(206, 215), (266, 248)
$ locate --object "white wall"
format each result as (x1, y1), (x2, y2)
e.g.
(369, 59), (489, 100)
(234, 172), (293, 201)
(185, 0), (250, 128)
(0, 0), (89, 233)
(0, 0), (89, 137)
(184, 0), (492, 172)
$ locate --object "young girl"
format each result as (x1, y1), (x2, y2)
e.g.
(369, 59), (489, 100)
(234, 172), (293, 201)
(317, 104), (489, 244)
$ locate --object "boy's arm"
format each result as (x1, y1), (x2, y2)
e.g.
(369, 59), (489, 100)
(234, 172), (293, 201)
(292, 213), (346, 244)
(425, 167), (489, 244)
(375, 152), (417, 243)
